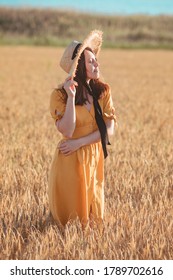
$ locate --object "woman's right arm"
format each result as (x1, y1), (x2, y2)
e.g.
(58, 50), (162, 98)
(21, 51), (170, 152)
(56, 78), (77, 138)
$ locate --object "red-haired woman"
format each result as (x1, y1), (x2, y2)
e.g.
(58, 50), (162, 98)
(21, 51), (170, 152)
(49, 30), (117, 227)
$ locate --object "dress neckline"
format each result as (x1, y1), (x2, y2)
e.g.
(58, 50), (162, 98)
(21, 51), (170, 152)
(83, 101), (93, 113)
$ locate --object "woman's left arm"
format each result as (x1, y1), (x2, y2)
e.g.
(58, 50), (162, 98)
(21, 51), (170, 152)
(105, 119), (114, 136)
(79, 119), (115, 146)
(59, 120), (114, 156)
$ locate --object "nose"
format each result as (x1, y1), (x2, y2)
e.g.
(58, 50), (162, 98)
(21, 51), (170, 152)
(94, 60), (99, 67)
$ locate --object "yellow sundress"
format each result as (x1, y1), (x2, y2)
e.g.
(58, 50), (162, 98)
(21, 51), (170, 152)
(48, 88), (116, 226)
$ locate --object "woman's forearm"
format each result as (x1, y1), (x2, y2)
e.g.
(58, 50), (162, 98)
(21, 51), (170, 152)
(58, 120), (115, 155)
(78, 119), (114, 147)
(78, 130), (101, 147)
(56, 96), (76, 138)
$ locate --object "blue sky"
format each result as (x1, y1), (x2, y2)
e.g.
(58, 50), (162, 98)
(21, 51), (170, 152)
(0, 0), (173, 15)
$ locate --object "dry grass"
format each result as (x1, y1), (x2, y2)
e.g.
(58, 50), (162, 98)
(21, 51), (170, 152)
(0, 46), (173, 260)
(1, 7), (173, 48)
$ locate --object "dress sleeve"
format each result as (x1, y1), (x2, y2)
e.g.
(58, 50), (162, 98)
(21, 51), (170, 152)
(50, 89), (66, 123)
(103, 89), (117, 124)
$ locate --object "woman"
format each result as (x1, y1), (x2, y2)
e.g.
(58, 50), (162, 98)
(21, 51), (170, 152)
(49, 30), (117, 226)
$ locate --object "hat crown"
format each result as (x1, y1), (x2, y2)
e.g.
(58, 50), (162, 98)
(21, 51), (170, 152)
(59, 30), (103, 77)
(60, 40), (80, 74)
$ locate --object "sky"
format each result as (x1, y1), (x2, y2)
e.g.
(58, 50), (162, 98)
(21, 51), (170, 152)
(0, 0), (173, 15)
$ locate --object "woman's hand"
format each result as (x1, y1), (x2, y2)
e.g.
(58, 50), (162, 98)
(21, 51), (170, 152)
(63, 76), (78, 98)
(58, 139), (82, 156)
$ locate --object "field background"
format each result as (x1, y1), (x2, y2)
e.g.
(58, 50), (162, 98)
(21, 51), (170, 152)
(0, 7), (173, 48)
(0, 46), (173, 259)
(0, 7), (173, 260)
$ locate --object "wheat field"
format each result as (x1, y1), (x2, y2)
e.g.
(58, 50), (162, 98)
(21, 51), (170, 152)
(0, 46), (173, 260)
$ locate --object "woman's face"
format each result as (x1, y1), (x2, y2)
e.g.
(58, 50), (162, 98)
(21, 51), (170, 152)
(84, 49), (99, 81)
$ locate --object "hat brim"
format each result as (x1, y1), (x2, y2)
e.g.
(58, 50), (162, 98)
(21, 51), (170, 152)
(68, 30), (103, 78)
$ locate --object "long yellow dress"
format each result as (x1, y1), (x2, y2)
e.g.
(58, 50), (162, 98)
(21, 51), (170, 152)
(49, 88), (116, 226)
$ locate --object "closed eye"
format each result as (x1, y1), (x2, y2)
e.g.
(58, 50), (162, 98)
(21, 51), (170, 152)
(89, 58), (97, 64)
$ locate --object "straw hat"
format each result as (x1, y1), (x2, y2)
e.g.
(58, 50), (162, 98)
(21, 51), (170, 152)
(60, 29), (103, 78)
